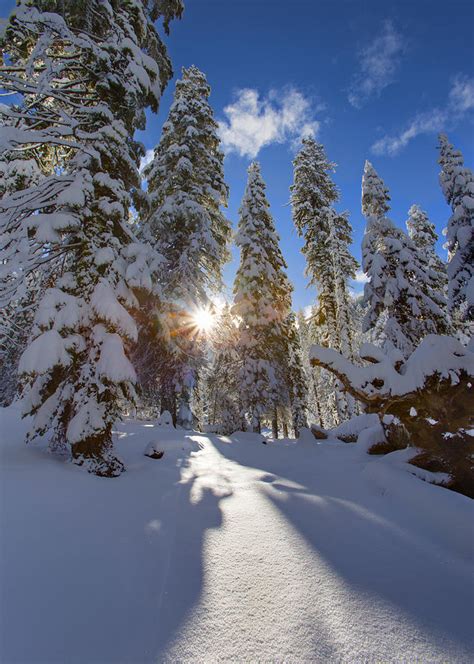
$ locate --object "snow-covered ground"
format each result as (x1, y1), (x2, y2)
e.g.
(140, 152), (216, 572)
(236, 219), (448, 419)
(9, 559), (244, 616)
(1, 404), (473, 663)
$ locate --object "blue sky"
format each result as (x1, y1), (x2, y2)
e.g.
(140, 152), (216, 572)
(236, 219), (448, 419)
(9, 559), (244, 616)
(148, 0), (474, 310)
(2, 0), (473, 311)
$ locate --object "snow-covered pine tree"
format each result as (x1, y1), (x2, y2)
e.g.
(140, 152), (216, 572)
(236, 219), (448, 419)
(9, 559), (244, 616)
(406, 204), (448, 299)
(438, 134), (474, 324)
(306, 306), (339, 427)
(291, 139), (339, 348)
(0, 124), (47, 405)
(290, 138), (358, 423)
(0, 0), (183, 475)
(330, 210), (359, 360)
(204, 304), (242, 434)
(296, 309), (324, 427)
(233, 162), (293, 433)
(362, 161), (449, 358)
(141, 65), (231, 426)
(284, 313), (308, 437)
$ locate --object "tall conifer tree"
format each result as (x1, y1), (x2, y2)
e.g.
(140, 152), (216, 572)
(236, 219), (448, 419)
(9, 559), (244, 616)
(141, 65), (231, 426)
(438, 134), (474, 325)
(362, 161), (449, 358)
(291, 138), (358, 423)
(0, 0), (183, 475)
(233, 162), (292, 432)
(406, 204), (448, 305)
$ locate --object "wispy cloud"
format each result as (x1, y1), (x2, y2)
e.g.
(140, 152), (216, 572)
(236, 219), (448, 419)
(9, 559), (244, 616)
(217, 87), (321, 159)
(348, 20), (405, 109)
(449, 74), (474, 112)
(371, 74), (474, 156)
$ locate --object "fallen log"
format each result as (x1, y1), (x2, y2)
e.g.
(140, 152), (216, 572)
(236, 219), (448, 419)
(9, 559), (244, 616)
(310, 335), (474, 497)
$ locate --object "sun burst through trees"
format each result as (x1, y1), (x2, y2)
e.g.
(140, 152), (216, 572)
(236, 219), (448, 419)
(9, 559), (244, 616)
(191, 306), (216, 334)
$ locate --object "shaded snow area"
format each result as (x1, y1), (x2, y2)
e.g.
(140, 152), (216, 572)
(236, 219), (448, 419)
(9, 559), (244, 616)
(1, 405), (473, 663)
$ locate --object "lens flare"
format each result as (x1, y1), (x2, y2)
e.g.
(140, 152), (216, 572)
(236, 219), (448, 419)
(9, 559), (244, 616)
(191, 307), (215, 333)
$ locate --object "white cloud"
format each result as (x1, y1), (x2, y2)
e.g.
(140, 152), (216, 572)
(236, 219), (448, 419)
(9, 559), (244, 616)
(217, 87), (321, 159)
(303, 304), (313, 319)
(353, 269), (369, 284)
(349, 21), (405, 109)
(139, 148), (155, 173)
(371, 74), (474, 156)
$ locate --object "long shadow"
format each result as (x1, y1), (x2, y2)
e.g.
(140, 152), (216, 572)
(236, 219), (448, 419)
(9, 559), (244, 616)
(0, 427), (231, 664)
(149, 468), (231, 660)
(111, 434), (233, 663)
(214, 436), (474, 655)
(271, 488), (473, 651)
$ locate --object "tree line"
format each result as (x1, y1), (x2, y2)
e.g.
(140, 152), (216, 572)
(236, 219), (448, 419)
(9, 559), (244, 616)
(0, 0), (472, 478)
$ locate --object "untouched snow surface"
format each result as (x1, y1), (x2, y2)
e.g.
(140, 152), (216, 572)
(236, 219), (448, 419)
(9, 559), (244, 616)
(1, 404), (473, 663)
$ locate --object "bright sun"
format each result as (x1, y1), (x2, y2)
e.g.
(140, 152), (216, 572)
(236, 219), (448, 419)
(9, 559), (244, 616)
(192, 307), (215, 333)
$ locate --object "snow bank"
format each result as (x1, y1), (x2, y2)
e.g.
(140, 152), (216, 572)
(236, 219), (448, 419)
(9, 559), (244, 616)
(363, 448), (474, 562)
(1, 406), (473, 663)
(331, 413), (380, 440)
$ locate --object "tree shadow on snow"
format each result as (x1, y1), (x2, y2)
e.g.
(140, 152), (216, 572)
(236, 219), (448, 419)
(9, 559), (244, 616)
(267, 482), (474, 655)
(0, 428), (232, 664)
(214, 436), (474, 656)
(149, 463), (232, 661)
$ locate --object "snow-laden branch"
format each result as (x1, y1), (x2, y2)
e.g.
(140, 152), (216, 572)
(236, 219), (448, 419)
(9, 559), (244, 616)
(310, 335), (473, 404)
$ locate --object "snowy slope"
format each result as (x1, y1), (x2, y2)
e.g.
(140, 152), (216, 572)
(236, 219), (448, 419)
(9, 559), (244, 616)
(1, 405), (473, 663)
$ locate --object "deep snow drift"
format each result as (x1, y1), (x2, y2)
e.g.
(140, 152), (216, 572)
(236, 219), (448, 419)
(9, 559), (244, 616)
(1, 404), (473, 663)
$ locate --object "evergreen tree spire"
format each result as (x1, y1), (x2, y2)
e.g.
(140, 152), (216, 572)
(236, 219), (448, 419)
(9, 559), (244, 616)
(362, 162), (449, 358)
(362, 160), (391, 217)
(233, 162), (293, 432)
(141, 65), (231, 426)
(291, 138), (358, 423)
(438, 134), (474, 323)
(406, 204), (448, 303)
(143, 65), (230, 304)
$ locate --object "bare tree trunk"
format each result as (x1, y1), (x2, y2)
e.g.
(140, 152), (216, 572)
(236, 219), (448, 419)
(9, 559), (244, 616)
(252, 414), (261, 434)
(271, 407), (278, 439)
(161, 389), (176, 426)
(311, 372), (324, 428)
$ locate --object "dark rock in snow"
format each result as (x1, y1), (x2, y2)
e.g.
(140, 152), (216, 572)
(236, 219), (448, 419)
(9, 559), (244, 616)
(145, 448), (165, 460)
